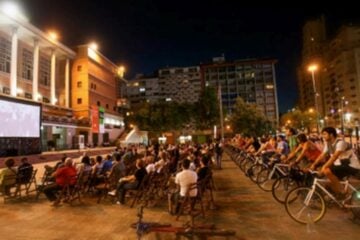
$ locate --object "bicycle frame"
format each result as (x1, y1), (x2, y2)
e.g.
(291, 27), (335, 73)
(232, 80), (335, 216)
(304, 178), (359, 208)
(267, 163), (290, 180)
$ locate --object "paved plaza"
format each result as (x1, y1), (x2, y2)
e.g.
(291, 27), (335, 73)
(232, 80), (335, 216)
(1, 153), (360, 240)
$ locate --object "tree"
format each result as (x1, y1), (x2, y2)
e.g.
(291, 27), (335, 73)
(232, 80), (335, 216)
(229, 97), (273, 136)
(129, 101), (194, 132)
(280, 108), (316, 132)
(194, 86), (219, 130)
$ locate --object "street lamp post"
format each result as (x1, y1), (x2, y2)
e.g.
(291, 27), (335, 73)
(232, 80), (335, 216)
(340, 96), (345, 134)
(308, 64), (320, 133)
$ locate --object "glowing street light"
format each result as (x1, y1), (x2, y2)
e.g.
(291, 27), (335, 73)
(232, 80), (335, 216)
(89, 42), (98, 51)
(48, 31), (58, 41)
(308, 64), (320, 133)
(117, 65), (125, 78)
(0, 1), (28, 21)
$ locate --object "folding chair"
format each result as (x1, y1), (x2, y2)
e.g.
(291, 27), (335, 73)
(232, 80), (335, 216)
(1, 174), (19, 203)
(176, 182), (205, 226)
(36, 168), (54, 200)
(129, 172), (153, 208)
(16, 169), (38, 198)
(53, 175), (78, 206)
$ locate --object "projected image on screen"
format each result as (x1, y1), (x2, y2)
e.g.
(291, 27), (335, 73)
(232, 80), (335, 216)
(0, 99), (40, 137)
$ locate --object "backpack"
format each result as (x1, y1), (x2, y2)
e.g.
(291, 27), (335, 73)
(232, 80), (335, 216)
(328, 139), (352, 156)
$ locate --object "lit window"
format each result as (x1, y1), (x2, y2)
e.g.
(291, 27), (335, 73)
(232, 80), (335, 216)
(139, 87), (145, 92)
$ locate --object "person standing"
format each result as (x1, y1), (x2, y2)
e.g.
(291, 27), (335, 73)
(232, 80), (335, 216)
(215, 140), (223, 169)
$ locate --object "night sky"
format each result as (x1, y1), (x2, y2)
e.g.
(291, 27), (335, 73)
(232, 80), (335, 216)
(18, 1), (360, 113)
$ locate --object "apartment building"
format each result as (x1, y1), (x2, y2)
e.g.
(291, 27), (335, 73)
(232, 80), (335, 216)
(297, 16), (327, 117)
(201, 56), (279, 125)
(298, 17), (360, 130)
(126, 73), (160, 107)
(126, 66), (201, 107)
(158, 66), (201, 103)
(323, 25), (360, 127)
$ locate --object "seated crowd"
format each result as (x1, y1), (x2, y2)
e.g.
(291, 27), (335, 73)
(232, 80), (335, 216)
(0, 142), (217, 211)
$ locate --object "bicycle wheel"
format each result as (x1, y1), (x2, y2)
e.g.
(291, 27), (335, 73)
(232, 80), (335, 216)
(285, 187), (326, 224)
(239, 157), (251, 172)
(249, 164), (263, 183)
(350, 188), (360, 219)
(272, 176), (299, 204)
(257, 169), (280, 192)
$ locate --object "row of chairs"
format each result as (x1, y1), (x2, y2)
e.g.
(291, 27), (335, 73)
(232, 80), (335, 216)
(1, 169), (38, 203)
(36, 168), (94, 205)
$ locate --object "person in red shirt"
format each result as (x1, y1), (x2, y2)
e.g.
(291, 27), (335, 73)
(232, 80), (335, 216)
(43, 158), (77, 205)
(286, 133), (322, 168)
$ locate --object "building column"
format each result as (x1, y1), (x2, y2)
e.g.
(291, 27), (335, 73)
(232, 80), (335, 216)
(10, 27), (18, 97)
(65, 58), (70, 108)
(50, 50), (56, 104)
(32, 39), (39, 101)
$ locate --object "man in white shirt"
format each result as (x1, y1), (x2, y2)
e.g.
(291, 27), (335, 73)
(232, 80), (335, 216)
(311, 127), (360, 197)
(175, 159), (198, 197)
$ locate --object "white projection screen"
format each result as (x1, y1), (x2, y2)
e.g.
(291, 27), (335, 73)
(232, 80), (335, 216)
(0, 97), (41, 137)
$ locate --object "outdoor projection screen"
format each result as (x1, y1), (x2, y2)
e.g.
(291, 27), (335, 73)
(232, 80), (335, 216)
(0, 98), (41, 137)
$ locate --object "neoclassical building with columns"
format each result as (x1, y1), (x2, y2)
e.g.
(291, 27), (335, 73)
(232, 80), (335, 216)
(0, 6), (119, 151)
(0, 6), (125, 152)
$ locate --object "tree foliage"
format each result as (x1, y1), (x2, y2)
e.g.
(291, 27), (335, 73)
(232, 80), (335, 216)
(128, 101), (193, 132)
(280, 108), (317, 131)
(128, 87), (220, 133)
(194, 86), (219, 130)
(229, 97), (273, 136)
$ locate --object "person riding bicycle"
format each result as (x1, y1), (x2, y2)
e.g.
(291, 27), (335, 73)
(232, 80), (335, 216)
(309, 127), (360, 198)
(286, 133), (322, 169)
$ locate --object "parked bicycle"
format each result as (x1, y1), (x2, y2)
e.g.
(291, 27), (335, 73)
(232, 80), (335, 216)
(131, 206), (236, 239)
(285, 171), (360, 224)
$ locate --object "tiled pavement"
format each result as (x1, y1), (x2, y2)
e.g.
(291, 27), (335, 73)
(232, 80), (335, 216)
(0, 153), (360, 240)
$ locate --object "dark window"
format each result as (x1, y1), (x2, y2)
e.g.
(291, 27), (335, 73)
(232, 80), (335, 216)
(97, 101), (100, 106)
(77, 98), (82, 104)
(106, 104), (109, 109)
(77, 65), (82, 71)
(39, 57), (50, 86)
(77, 81), (82, 88)
(0, 37), (11, 73)
(3, 86), (10, 94)
(22, 48), (33, 80)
